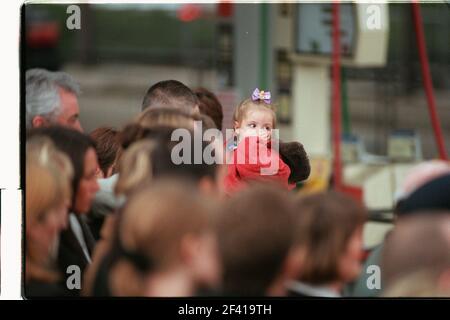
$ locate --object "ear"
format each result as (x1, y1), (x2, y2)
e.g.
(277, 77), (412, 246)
(32, 115), (47, 128)
(233, 121), (240, 135)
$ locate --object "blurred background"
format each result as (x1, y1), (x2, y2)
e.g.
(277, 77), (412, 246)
(24, 2), (450, 247)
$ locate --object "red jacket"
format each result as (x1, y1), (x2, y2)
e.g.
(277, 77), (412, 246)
(224, 136), (293, 194)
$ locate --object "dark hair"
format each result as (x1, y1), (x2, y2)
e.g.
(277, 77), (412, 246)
(293, 191), (367, 285)
(27, 126), (96, 211)
(395, 174), (450, 216)
(89, 127), (121, 176)
(217, 185), (295, 295)
(141, 80), (198, 112)
(194, 88), (223, 130)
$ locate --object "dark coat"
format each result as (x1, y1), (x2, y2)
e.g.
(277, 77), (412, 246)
(57, 213), (96, 295)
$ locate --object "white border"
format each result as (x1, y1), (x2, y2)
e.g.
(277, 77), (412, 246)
(1, 0), (447, 300)
(0, 0), (22, 300)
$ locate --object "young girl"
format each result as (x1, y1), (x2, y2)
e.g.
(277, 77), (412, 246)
(224, 88), (293, 194)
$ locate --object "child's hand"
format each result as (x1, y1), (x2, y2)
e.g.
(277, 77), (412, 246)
(258, 130), (271, 145)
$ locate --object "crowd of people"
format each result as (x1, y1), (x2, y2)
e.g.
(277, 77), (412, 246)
(25, 68), (450, 297)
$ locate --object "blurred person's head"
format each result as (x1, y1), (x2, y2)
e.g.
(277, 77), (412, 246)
(26, 68), (82, 131)
(109, 180), (220, 296)
(115, 127), (223, 198)
(27, 136), (73, 230)
(119, 107), (197, 150)
(216, 185), (295, 295)
(194, 88), (223, 130)
(292, 192), (367, 292)
(382, 270), (450, 297)
(196, 113), (217, 131)
(381, 213), (450, 297)
(89, 127), (121, 178)
(395, 160), (450, 201)
(28, 126), (100, 215)
(395, 173), (450, 216)
(141, 80), (199, 113)
(26, 139), (73, 283)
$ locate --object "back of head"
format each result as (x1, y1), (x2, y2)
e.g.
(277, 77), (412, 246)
(141, 80), (198, 112)
(115, 127), (219, 197)
(110, 179), (216, 296)
(194, 88), (223, 130)
(293, 191), (367, 285)
(119, 180), (214, 269)
(382, 213), (450, 294)
(120, 108), (196, 150)
(90, 127), (121, 177)
(217, 185), (295, 295)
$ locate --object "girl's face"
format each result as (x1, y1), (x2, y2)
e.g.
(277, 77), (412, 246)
(235, 108), (274, 143)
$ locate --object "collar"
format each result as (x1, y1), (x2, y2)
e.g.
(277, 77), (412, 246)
(286, 280), (341, 298)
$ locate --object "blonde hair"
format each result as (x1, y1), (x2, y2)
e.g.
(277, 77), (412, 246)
(233, 99), (277, 129)
(110, 180), (214, 296)
(27, 137), (73, 202)
(26, 137), (73, 283)
(136, 107), (196, 130)
(119, 108), (198, 150)
(115, 140), (155, 197)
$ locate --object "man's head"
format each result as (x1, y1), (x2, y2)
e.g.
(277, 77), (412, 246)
(141, 80), (199, 113)
(26, 68), (82, 132)
(382, 213), (450, 296)
(216, 185), (295, 295)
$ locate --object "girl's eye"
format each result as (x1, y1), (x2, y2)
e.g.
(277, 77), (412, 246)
(265, 126), (271, 131)
(249, 123), (256, 128)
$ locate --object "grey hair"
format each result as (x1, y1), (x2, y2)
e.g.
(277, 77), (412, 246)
(26, 68), (81, 129)
(51, 71), (81, 96)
